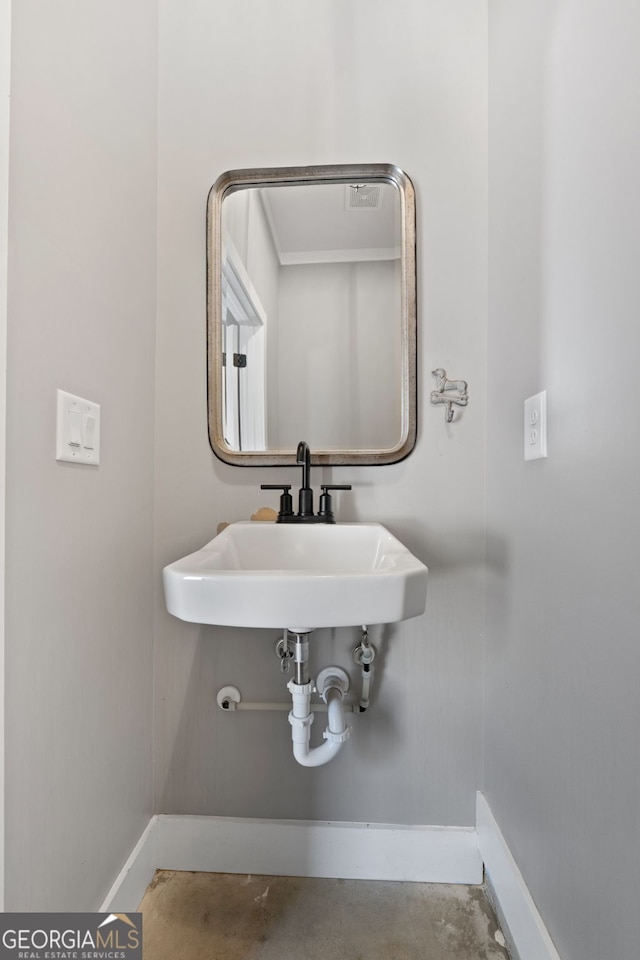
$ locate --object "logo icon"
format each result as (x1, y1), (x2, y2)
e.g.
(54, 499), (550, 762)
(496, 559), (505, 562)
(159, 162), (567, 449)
(0, 912), (143, 959)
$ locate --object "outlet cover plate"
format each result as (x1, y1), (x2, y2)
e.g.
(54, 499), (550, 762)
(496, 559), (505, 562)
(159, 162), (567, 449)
(524, 390), (547, 460)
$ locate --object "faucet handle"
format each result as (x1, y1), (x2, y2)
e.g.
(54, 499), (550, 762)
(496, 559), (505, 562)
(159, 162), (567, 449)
(318, 484), (352, 523)
(260, 484), (294, 520)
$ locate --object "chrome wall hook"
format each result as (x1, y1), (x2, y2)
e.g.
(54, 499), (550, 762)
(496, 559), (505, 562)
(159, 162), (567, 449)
(430, 368), (468, 422)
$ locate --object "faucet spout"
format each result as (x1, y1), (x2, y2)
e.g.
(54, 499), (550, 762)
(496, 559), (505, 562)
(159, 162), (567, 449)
(296, 441), (313, 516)
(296, 441), (311, 488)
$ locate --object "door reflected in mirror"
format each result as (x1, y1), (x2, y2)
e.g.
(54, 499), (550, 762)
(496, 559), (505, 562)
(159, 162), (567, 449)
(208, 164), (416, 466)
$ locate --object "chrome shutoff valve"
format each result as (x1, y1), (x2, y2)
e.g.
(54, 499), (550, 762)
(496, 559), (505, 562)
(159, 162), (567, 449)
(275, 631), (294, 673)
(353, 626), (376, 667)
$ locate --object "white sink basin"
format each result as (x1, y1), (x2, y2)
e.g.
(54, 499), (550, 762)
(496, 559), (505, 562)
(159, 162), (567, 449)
(163, 521), (428, 631)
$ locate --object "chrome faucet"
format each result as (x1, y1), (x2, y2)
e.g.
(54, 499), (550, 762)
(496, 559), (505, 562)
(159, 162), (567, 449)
(261, 440), (352, 524)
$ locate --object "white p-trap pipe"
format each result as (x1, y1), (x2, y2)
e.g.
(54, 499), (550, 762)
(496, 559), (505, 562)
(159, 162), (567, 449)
(287, 676), (350, 768)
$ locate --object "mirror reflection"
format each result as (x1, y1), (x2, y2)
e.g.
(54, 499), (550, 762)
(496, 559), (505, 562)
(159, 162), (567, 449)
(208, 165), (416, 466)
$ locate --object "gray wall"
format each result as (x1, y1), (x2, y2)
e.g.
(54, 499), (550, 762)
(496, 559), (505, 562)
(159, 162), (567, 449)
(485, 2), (640, 959)
(0, 0), (10, 909)
(154, 0), (488, 825)
(5, 0), (158, 909)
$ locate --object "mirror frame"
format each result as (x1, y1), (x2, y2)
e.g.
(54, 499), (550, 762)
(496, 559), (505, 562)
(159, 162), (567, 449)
(207, 163), (417, 466)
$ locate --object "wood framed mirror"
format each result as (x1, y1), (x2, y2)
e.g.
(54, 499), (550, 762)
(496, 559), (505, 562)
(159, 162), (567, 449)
(207, 163), (417, 466)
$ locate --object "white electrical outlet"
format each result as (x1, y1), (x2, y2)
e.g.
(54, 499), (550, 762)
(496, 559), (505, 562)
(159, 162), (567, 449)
(524, 390), (547, 460)
(56, 390), (101, 465)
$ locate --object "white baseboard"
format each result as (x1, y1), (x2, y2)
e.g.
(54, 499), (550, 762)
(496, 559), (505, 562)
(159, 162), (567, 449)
(156, 815), (482, 884)
(477, 792), (562, 960)
(101, 814), (482, 909)
(100, 818), (158, 913)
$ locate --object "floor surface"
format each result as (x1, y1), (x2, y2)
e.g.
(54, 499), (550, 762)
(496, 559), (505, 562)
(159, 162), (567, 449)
(139, 870), (510, 960)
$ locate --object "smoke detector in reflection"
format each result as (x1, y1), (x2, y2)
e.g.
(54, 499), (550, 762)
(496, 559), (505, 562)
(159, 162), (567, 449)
(347, 184), (381, 209)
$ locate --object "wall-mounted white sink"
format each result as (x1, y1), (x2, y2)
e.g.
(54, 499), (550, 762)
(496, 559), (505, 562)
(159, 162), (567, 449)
(163, 521), (428, 631)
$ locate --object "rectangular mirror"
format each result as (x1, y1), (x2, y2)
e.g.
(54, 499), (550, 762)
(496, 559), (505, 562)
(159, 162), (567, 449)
(207, 163), (416, 466)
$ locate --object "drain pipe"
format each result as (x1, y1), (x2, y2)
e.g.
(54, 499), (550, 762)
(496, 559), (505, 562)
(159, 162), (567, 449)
(287, 632), (350, 767)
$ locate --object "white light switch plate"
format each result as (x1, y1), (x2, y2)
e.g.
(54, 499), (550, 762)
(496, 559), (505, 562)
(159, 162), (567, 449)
(524, 390), (547, 460)
(56, 390), (101, 465)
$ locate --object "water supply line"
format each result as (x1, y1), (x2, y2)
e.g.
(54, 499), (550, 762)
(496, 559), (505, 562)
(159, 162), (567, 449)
(216, 689), (357, 715)
(353, 625), (376, 711)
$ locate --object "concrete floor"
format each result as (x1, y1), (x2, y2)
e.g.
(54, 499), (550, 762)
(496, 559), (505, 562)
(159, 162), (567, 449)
(139, 870), (510, 960)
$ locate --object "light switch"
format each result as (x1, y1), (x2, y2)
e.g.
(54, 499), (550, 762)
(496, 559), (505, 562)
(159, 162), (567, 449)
(68, 410), (83, 447)
(56, 390), (101, 464)
(83, 414), (97, 450)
